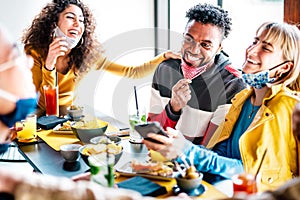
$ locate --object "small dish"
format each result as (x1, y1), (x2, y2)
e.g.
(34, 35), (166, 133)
(90, 136), (121, 145)
(17, 138), (39, 144)
(172, 184), (205, 196)
(53, 124), (73, 134)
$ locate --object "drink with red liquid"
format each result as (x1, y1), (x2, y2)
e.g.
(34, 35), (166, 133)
(232, 173), (257, 197)
(43, 85), (58, 116)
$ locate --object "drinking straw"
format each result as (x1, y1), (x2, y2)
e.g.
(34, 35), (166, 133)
(175, 161), (185, 177)
(254, 149), (267, 179)
(180, 154), (190, 169)
(134, 86), (139, 117)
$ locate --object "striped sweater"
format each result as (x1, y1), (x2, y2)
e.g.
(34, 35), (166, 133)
(148, 52), (246, 144)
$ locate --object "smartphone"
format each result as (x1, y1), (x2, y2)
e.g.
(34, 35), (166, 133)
(134, 121), (169, 144)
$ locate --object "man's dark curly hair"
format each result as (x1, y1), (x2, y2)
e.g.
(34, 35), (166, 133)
(22, 0), (102, 75)
(186, 3), (232, 39)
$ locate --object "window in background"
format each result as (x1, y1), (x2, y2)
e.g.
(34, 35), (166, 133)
(222, 0), (283, 68)
(76, 0), (156, 124)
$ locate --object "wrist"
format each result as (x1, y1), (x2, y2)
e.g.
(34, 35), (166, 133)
(44, 65), (55, 71)
(165, 102), (181, 121)
(169, 100), (181, 114)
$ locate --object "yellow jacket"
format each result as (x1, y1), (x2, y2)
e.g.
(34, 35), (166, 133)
(207, 85), (300, 192)
(26, 47), (166, 112)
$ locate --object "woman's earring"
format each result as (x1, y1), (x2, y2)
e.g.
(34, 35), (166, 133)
(75, 38), (84, 48)
(80, 38), (84, 46)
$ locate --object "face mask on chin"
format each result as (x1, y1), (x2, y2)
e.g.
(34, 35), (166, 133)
(242, 70), (274, 89)
(242, 60), (291, 89)
(54, 26), (80, 49)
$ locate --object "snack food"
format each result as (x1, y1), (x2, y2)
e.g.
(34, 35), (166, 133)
(184, 166), (200, 179)
(82, 137), (122, 156)
(57, 121), (72, 131)
(131, 160), (173, 177)
(72, 120), (107, 129)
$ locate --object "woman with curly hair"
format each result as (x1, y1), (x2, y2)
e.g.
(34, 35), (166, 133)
(22, 0), (178, 116)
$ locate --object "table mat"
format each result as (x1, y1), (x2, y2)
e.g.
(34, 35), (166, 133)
(37, 123), (119, 151)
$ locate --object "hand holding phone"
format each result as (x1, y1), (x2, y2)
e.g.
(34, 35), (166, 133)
(134, 122), (169, 144)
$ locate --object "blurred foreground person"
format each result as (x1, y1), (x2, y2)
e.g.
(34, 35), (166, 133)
(0, 24), (36, 152)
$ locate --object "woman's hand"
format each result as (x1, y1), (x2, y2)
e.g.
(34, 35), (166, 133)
(143, 127), (187, 160)
(164, 51), (181, 60)
(45, 37), (69, 70)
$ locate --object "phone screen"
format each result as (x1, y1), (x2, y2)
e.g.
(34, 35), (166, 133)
(134, 122), (168, 144)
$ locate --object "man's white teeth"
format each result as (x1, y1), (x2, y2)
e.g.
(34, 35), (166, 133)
(187, 54), (199, 61)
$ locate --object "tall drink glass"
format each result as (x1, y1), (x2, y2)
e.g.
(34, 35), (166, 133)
(43, 85), (58, 116)
(128, 106), (147, 143)
(89, 153), (115, 187)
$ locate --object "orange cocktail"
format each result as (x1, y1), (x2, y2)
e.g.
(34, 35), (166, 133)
(43, 85), (58, 116)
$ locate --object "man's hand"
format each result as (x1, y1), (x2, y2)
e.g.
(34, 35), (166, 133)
(170, 79), (192, 112)
(143, 127), (187, 160)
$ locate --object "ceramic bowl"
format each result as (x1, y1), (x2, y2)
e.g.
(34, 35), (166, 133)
(175, 172), (203, 192)
(71, 120), (108, 144)
(60, 144), (82, 162)
(79, 143), (123, 166)
(67, 105), (83, 120)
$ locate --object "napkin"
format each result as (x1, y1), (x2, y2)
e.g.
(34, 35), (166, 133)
(37, 116), (68, 130)
(117, 176), (167, 197)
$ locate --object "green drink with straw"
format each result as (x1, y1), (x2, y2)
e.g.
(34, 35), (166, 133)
(128, 86), (147, 143)
(89, 153), (115, 187)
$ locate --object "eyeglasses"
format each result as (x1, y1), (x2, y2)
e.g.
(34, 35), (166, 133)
(0, 43), (27, 73)
(183, 34), (214, 50)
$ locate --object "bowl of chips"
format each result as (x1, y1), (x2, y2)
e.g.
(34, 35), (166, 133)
(71, 119), (108, 144)
(79, 136), (123, 166)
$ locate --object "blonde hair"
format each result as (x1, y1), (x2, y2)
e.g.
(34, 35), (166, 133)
(256, 22), (300, 91)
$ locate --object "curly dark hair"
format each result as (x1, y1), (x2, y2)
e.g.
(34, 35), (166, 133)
(186, 3), (232, 39)
(22, 0), (102, 75)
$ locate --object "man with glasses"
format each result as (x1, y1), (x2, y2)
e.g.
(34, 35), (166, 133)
(148, 3), (246, 145)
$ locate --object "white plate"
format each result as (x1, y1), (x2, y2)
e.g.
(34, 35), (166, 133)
(115, 161), (176, 181)
(52, 124), (73, 134)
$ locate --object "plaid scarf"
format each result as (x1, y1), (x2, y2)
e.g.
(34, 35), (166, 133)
(181, 59), (207, 80)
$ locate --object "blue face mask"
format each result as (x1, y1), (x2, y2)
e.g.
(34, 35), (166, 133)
(242, 61), (290, 89)
(242, 70), (274, 89)
(0, 97), (37, 128)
